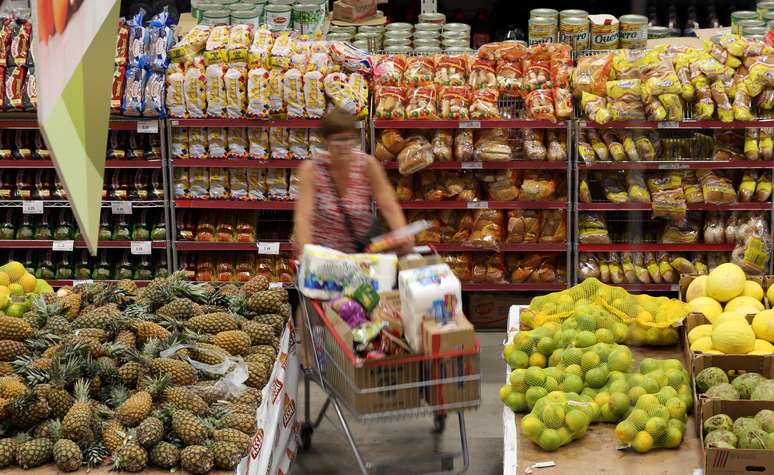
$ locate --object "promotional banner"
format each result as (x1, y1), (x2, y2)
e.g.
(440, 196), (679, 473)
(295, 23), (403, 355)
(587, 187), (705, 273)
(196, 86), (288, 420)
(32, 0), (120, 254)
(238, 319), (300, 475)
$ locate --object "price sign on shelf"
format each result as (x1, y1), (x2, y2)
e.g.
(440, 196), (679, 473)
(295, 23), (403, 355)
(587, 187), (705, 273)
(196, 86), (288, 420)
(657, 121), (680, 129)
(268, 282), (284, 290)
(658, 163), (687, 170)
(111, 201), (133, 214)
(73, 280), (93, 287)
(52, 240), (74, 252)
(459, 121), (481, 129)
(467, 201), (489, 209)
(460, 162), (483, 169)
(22, 201), (44, 214)
(137, 121), (159, 134)
(130, 241), (152, 255)
(257, 242), (281, 255)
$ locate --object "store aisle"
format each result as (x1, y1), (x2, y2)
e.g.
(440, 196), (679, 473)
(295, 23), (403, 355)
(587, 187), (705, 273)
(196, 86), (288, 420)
(290, 332), (506, 475)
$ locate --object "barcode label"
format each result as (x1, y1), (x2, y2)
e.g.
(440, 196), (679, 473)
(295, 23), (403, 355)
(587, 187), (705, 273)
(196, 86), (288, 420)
(22, 201), (44, 214)
(52, 240), (74, 252)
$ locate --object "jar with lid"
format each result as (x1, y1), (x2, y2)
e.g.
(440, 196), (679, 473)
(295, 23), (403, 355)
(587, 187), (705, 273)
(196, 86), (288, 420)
(386, 22), (413, 33)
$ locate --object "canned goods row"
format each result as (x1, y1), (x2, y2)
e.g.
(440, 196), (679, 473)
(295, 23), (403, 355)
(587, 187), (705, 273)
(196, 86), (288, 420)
(528, 9), (649, 50)
(328, 21), (471, 52)
(194, 0), (326, 34)
(731, 2), (774, 35)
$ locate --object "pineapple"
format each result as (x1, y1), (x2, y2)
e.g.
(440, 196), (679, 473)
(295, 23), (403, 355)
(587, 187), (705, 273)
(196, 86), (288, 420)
(186, 312), (239, 334)
(142, 276), (172, 308)
(132, 321), (171, 343)
(53, 439), (83, 472)
(135, 417), (164, 448)
(242, 321), (275, 346)
(0, 438), (15, 468)
(231, 386), (262, 407)
(149, 441), (180, 469)
(62, 379), (94, 441)
(245, 289), (287, 314)
(114, 438), (148, 472)
(0, 362), (13, 376)
(251, 344), (278, 358)
(117, 361), (143, 387)
(170, 409), (208, 445)
(213, 428), (252, 450)
(60, 292), (82, 320)
(15, 437), (53, 468)
(0, 340), (30, 361)
(0, 317), (34, 341)
(157, 297), (198, 321)
(101, 419), (126, 454)
(180, 445), (213, 474)
(212, 330), (251, 355)
(243, 275), (270, 295)
(116, 376), (168, 427)
(45, 357), (80, 419)
(245, 352), (274, 369)
(254, 313), (286, 335)
(217, 412), (256, 434)
(188, 342), (230, 366)
(0, 376), (26, 398)
(245, 361), (270, 389)
(117, 279), (138, 296)
(161, 386), (208, 416)
(114, 329), (137, 351)
(7, 391), (51, 429)
(82, 443), (110, 468)
(211, 441), (246, 470)
(72, 307), (112, 330)
(150, 358), (198, 386)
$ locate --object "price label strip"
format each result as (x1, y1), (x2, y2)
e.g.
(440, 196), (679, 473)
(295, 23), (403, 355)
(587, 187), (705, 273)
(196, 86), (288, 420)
(257, 242), (281, 255)
(73, 279), (93, 287)
(130, 241), (152, 255)
(460, 162), (483, 169)
(268, 282), (284, 289)
(467, 201), (489, 209)
(458, 121), (481, 129)
(22, 201), (44, 214)
(111, 201), (133, 214)
(52, 240), (74, 252)
(657, 121), (680, 129)
(137, 121), (159, 134)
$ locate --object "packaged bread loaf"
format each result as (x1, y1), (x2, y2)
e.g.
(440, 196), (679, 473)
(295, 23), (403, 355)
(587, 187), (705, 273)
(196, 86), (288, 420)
(375, 86), (406, 119)
(539, 210), (566, 243)
(506, 210), (540, 243)
(432, 129), (453, 161)
(395, 175), (414, 201)
(485, 170), (520, 200)
(523, 129), (547, 161)
(439, 86), (469, 119)
(469, 58), (497, 90)
(398, 137), (434, 175)
(444, 253), (472, 282)
(474, 129), (512, 161)
(454, 129), (474, 160)
(756, 173), (772, 201)
(507, 254), (541, 283)
(303, 70), (326, 118)
(406, 86), (438, 119)
(472, 253), (506, 283)
(435, 55), (467, 87)
(468, 209), (503, 247)
(519, 173), (556, 201)
(469, 88), (500, 119)
(496, 60), (521, 95)
(374, 55), (406, 87)
(405, 56), (435, 86)
(546, 130), (566, 162)
(246, 67), (271, 119)
(380, 129), (405, 155)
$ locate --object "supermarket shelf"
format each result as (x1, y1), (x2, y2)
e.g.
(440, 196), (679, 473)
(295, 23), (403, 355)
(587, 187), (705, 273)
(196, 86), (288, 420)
(174, 200), (295, 210)
(0, 114), (162, 131)
(431, 243), (567, 252)
(175, 241), (293, 251)
(577, 202), (773, 211)
(578, 119), (774, 129)
(614, 283), (679, 292)
(374, 119), (568, 129)
(577, 160), (774, 170)
(0, 160), (163, 168)
(461, 283), (567, 291)
(0, 240), (166, 249)
(172, 159), (304, 168)
(399, 200), (567, 210)
(383, 161), (568, 170)
(578, 243), (735, 252)
(0, 200), (166, 209)
(48, 279), (152, 287)
(169, 118), (351, 128)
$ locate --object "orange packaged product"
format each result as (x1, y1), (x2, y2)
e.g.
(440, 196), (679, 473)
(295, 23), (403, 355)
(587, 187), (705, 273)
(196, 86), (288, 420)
(256, 256), (275, 282)
(496, 61), (522, 95)
(195, 213), (215, 241)
(404, 56), (435, 87)
(216, 259), (235, 282)
(469, 88), (500, 119)
(435, 55), (467, 87)
(478, 41), (527, 62)
(525, 89), (556, 122)
(438, 86), (469, 119)
(196, 258), (214, 282)
(469, 58), (497, 90)
(522, 47), (552, 95)
(573, 52), (614, 98)
(373, 54), (407, 86)
(548, 43), (573, 89)
(215, 215), (235, 242)
(235, 254), (254, 282)
(406, 86), (438, 119)
(443, 253), (473, 282)
(374, 86), (406, 119)
(277, 257), (294, 284)
(235, 217), (255, 242)
(553, 88), (573, 120)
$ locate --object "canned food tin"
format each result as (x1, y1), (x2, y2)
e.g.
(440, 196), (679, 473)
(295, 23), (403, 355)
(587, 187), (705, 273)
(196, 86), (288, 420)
(648, 25), (669, 38)
(269, 0), (293, 3)
(560, 15), (589, 50)
(560, 9), (588, 20)
(442, 38), (469, 48)
(329, 25), (356, 34)
(292, 3), (324, 34)
(413, 38), (441, 48)
(385, 31), (412, 41)
(441, 30), (468, 41)
(738, 19), (765, 36)
(414, 22), (442, 33)
(264, 4), (291, 31)
(226, 2), (253, 10)
(528, 16), (557, 45)
(763, 11), (774, 22)
(418, 12), (446, 24)
(384, 46), (412, 54)
(413, 30), (440, 40)
(230, 7), (261, 27)
(743, 25), (768, 36)
(359, 25), (385, 34)
(384, 37), (411, 47)
(352, 39), (371, 51)
(414, 46), (442, 55)
(618, 14), (648, 49)
(194, 2), (221, 21)
(758, 1), (774, 18)
(731, 11), (759, 34)
(768, 20), (774, 31)
(589, 14), (618, 50)
(386, 22), (413, 33)
(253, 0), (266, 19)
(202, 9), (230, 25)
(326, 32), (353, 41)
(530, 8), (559, 20)
(219, 0), (240, 4)
(443, 23), (471, 34)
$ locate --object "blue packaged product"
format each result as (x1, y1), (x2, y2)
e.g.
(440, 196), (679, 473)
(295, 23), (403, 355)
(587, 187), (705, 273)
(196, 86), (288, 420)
(147, 10), (175, 72)
(127, 10), (148, 68)
(143, 72), (165, 117)
(123, 66), (147, 116)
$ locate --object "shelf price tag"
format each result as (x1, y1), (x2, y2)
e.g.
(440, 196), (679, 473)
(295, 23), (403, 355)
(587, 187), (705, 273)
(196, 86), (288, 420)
(466, 201), (489, 209)
(257, 242), (281, 255)
(459, 121), (481, 129)
(130, 241), (152, 255)
(22, 201), (44, 214)
(657, 121), (679, 129)
(137, 121), (159, 134)
(72, 279), (93, 287)
(111, 201), (133, 214)
(52, 240), (74, 252)
(460, 162), (483, 169)
(268, 282), (284, 289)
(658, 163), (687, 170)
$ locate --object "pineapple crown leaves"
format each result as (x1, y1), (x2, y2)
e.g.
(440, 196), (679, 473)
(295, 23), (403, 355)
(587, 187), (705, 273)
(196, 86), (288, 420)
(30, 295), (65, 327)
(26, 331), (61, 353)
(156, 314), (187, 333)
(138, 374), (171, 399)
(107, 386), (131, 410)
(72, 378), (92, 404)
(90, 401), (115, 422)
(83, 443), (109, 468)
(45, 419), (63, 442)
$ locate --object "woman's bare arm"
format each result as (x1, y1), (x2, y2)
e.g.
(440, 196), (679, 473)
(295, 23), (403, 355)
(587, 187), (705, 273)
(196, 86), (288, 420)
(292, 161), (316, 256)
(364, 155), (407, 231)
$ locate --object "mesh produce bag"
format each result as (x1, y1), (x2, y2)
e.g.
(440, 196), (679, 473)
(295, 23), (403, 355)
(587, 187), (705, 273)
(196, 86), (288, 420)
(519, 391), (594, 451)
(520, 278), (689, 346)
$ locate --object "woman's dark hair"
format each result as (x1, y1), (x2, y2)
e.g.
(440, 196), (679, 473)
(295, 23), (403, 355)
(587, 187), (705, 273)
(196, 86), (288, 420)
(321, 108), (358, 138)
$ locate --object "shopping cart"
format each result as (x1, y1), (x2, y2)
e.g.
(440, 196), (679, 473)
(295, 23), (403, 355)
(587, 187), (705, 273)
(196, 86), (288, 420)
(297, 292), (481, 475)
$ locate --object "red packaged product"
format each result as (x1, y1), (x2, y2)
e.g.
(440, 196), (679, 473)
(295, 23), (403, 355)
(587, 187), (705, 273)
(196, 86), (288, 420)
(5, 66), (25, 110)
(10, 20), (30, 67)
(469, 88), (500, 119)
(404, 56), (435, 87)
(373, 54), (406, 87)
(434, 55), (467, 87)
(111, 65), (126, 113)
(0, 20), (10, 68)
(115, 20), (130, 66)
(374, 85), (406, 119)
(23, 66), (35, 111)
(438, 86), (469, 119)
(405, 86), (438, 119)
(526, 89), (557, 122)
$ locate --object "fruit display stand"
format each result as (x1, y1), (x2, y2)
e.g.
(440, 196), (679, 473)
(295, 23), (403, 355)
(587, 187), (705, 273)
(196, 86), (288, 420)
(502, 305), (704, 474)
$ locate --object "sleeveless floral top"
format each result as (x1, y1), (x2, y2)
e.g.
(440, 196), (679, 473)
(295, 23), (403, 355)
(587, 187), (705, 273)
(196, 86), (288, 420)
(311, 151), (373, 253)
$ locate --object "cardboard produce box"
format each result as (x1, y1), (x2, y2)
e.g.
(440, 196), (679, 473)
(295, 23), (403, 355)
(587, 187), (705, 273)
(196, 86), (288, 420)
(467, 292), (520, 329)
(700, 399), (774, 475)
(682, 313), (756, 372)
(332, 0), (377, 22)
(679, 274), (765, 306)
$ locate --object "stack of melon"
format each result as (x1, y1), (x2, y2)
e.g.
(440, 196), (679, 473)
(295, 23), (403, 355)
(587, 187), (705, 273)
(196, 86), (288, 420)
(686, 263), (774, 355)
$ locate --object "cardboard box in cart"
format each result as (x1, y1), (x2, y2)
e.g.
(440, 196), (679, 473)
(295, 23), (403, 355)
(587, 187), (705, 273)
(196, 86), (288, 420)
(423, 315), (480, 407)
(700, 399), (774, 475)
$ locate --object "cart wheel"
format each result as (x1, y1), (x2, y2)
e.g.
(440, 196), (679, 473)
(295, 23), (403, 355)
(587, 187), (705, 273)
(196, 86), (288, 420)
(300, 422), (314, 450)
(433, 414), (446, 433)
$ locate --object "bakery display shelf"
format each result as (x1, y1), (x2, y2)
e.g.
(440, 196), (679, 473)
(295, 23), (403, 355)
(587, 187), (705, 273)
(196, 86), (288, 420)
(0, 114), (162, 131)
(0, 240), (166, 249)
(48, 279), (152, 287)
(431, 243), (567, 252)
(577, 202), (773, 211)
(374, 119), (568, 129)
(0, 200), (166, 209)
(461, 283), (567, 292)
(175, 241), (293, 251)
(383, 161), (568, 170)
(399, 200), (567, 210)
(0, 160), (163, 169)
(174, 200), (295, 210)
(168, 118), (366, 129)
(578, 119), (774, 129)
(577, 160), (774, 170)
(578, 243), (735, 252)
(171, 159), (305, 169)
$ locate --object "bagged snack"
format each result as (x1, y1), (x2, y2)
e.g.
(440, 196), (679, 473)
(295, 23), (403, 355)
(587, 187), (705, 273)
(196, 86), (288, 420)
(205, 63), (227, 117)
(373, 55), (406, 87)
(165, 63), (185, 117)
(581, 92), (611, 124)
(248, 26), (273, 66)
(189, 127), (208, 159)
(738, 169), (758, 202)
(247, 169), (267, 200)
(496, 61), (521, 95)
(398, 137), (434, 175)
(454, 129), (474, 160)
(525, 89), (555, 122)
(270, 128), (290, 160)
(469, 58), (497, 90)
(269, 32), (292, 69)
(439, 86), (469, 119)
(226, 24), (252, 64)
(405, 56), (434, 86)
(602, 131), (626, 162)
(268, 68), (284, 115)
(208, 128), (227, 159)
(246, 67), (271, 119)
(348, 73), (369, 118)
(760, 128), (773, 159)
(470, 88), (500, 119)
(267, 169), (289, 200)
(573, 53), (614, 97)
(303, 70), (326, 118)
(224, 66), (247, 118)
(112, 64), (127, 113)
(142, 72), (165, 117)
(432, 130), (453, 161)
(374, 86), (406, 119)
(756, 172), (773, 201)
(123, 67), (145, 116)
(126, 12), (147, 68)
(183, 59), (206, 118)
(190, 168), (209, 199)
(248, 128), (269, 160)
(329, 41), (372, 74)
(174, 168), (191, 199)
(435, 55), (467, 87)
(744, 128), (760, 160)
(323, 72), (356, 114)
(230, 168), (248, 200)
(171, 127), (189, 159)
(169, 25), (210, 63)
(289, 128), (309, 160)
(227, 128), (248, 160)
(209, 168), (228, 199)
(204, 25), (229, 62)
(282, 68), (304, 118)
(309, 129), (325, 154)
(406, 86), (438, 119)
(523, 129), (547, 161)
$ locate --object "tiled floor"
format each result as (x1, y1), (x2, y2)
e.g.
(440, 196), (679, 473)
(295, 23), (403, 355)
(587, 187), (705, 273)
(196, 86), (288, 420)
(289, 332), (506, 475)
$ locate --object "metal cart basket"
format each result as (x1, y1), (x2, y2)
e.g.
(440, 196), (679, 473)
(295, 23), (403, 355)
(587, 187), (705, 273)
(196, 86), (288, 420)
(298, 294), (481, 475)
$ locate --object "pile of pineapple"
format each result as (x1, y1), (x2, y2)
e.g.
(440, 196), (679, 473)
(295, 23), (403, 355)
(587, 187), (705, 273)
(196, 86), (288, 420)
(0, 272), (290, 473)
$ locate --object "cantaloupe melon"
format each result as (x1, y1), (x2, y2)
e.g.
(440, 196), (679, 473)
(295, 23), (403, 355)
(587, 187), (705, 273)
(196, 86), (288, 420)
(686, 276), (708, 302)
(711, 320), (755, 354)
(742, 281), (764, 301)
(752, 310), (774, 343)
(688, 297), (723, 324)
(715, 311), (747, 326)
(725, 296), (765, 313)
(688, 324), (713, 344)
(706, 263), (746, 303)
